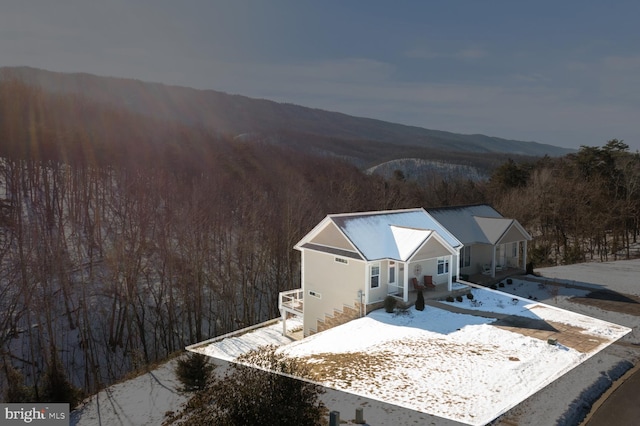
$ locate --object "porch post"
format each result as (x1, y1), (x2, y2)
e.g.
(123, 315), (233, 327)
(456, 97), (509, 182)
(403, 262), (409, 302)
(491, 245), (496, 278)
(453, 249), (460, 283)
(523, 240), (528, 271)
(448, 254), (453, 291)
(282, 309), (287, 336)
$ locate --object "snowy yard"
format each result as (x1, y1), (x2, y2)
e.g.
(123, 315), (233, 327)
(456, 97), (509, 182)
(191, 285), (630, 426)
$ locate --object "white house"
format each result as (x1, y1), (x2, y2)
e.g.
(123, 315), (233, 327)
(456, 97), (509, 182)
(279, 208), (462, 337)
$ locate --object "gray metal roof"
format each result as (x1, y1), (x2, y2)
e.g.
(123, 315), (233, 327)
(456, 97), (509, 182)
(300, 243), (363, 260)
(328, 208), (461, 261)
(427, 204), (527, 245)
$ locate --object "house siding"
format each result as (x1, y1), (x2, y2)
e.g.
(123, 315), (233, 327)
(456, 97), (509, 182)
(412, 236), (452, 260)
(424, 258), (450, 285)
(498, 224), (527, 244)
(309, 222), (355, 251)
(302, 249), (364, 336)
(473, 244), (495, 272)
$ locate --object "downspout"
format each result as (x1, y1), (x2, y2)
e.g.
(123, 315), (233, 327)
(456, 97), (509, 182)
(358, 289), (364, 317)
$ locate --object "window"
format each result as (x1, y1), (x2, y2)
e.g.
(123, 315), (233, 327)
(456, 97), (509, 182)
(512, 242), (518, 257)
(388, 262), (396, 284)
(335, 257), (348, 265)
(370, 264), (380, 288)
(437, 257), (449, 275)
(459, 246), (471, 268)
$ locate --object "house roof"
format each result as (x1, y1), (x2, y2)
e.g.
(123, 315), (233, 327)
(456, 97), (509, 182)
(427, 204), (532, 245)
(298, 208), (462, 262)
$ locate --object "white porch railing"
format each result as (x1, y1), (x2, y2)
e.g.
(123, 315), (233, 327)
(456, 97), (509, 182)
(279, 288), (304, 315)
(387, 283), (405, 297)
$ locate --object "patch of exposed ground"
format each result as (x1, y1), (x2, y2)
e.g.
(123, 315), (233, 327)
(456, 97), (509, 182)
(570, 290), (640, 316)
(493, 317), (609, 353)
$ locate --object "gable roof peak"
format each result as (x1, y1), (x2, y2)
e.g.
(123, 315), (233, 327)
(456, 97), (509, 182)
(327, 207), (425, 219)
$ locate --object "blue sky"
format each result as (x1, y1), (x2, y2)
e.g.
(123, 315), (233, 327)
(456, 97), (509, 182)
(2, 1), (640, 151)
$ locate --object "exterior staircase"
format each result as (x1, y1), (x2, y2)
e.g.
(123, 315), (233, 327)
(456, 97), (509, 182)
(312, 302), (362, 335)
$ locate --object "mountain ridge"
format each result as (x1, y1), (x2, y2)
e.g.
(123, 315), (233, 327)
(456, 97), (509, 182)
(0, 66), (573, 160)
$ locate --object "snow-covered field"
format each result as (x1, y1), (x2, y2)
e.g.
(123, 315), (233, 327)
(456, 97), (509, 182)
(72, 260), (640, 426)
(191, 285), (628, 425)
(70, 358), (188, 426)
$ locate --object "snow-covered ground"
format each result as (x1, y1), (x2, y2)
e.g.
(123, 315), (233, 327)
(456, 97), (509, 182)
(70, 358), (188, 426)
(72, 259), (640, 426)
(191, 285), (629, 425)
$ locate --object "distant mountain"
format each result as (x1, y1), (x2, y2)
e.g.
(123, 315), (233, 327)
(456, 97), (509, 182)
(0, 66), (573, 170)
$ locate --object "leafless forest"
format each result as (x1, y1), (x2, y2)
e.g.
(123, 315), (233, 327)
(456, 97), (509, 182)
(1, 80), (639, 403)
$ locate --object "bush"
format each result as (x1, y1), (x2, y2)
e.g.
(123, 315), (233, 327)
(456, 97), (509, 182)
(167, 346), (326, 425)
(415, 290), (425, 311)
(456, 296), (463, 302)
(3, 365), (33, 403)
(175, 353), (215, 392)
(466, 293), (474, 300)
(506, 278), (513, 285)
(40, 358), (82, 408)
(490, 284), (498, 290)
(446, 296), (454, 302)
(499, 282), (505, 288)
(384, 295), (398, 313)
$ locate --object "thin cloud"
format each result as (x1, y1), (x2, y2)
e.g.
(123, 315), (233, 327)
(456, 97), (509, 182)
(456, 48), (488, 59)
(404, 45), (488, 60)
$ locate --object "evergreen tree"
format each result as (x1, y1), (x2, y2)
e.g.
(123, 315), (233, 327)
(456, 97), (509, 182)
(175, 353), (215, 392)
(415, 290), (425, 311)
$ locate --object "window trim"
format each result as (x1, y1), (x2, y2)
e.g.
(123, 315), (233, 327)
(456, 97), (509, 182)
(370, 263), (380, 288)
(437, 257), (449, 275)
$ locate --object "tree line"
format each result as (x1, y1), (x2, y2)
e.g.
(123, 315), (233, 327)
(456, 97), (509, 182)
(488, 139), (640, 265)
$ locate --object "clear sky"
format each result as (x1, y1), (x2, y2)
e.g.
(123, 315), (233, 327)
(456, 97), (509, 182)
(2, 1), (639, 151)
